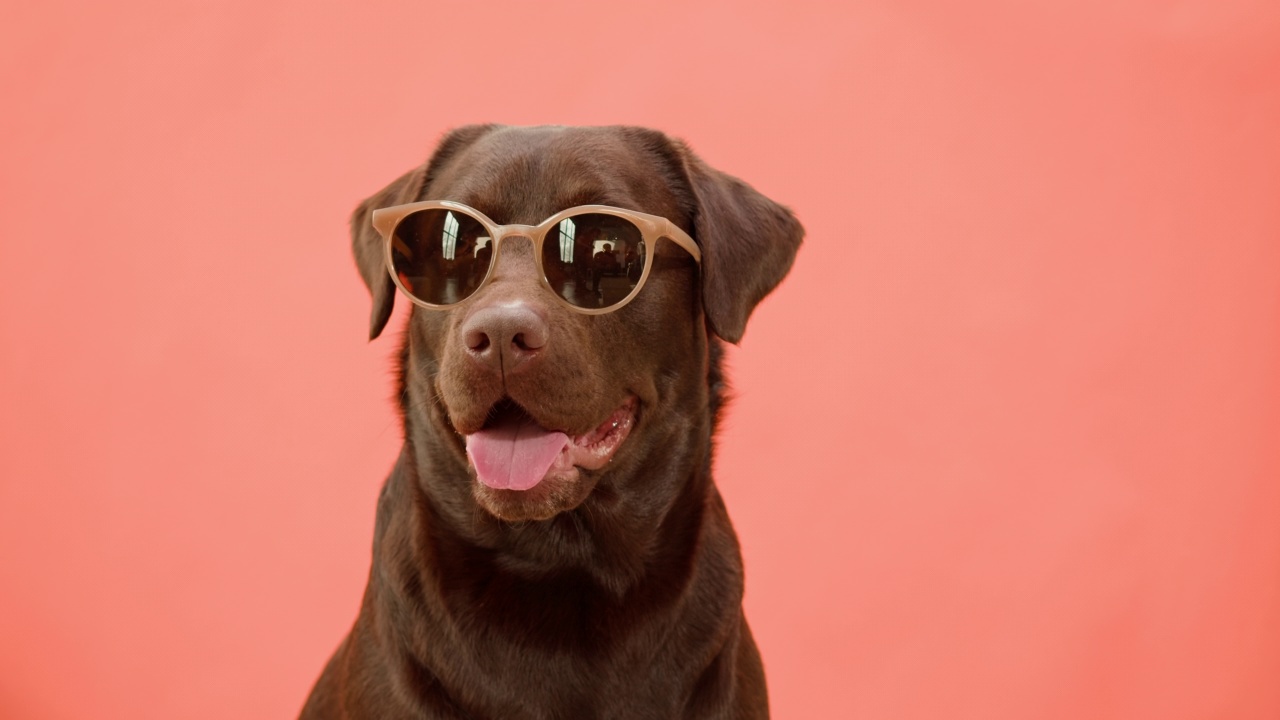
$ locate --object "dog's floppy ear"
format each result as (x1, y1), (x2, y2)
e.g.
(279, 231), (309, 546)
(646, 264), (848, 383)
(350, 165), (424, 340)
(671, 140), (804, 344)
(351, 124), (497, 340)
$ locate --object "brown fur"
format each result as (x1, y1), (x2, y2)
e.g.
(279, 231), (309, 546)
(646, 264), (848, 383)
(301, 125), (803, 719)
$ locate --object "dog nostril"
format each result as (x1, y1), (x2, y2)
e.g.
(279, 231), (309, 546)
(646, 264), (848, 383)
(514, 324), (548, 352)
(468, 331), (491, 353)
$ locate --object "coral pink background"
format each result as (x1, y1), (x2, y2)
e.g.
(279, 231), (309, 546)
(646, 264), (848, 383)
(3, 1), (1279, 718)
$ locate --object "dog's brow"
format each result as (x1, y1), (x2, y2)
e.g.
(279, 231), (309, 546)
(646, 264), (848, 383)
(456, 198), (519, 225)
(558, 189), (628, 212)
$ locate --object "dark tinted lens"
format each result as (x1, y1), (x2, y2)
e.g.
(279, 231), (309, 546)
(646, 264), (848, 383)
(389, 208), (492, 306)
(540, 213), (646, 309)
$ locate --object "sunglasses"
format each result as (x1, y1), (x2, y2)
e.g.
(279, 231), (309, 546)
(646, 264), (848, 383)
(371, 201), (702, 313)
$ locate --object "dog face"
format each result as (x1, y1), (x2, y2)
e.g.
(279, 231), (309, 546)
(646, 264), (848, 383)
(350, 126), (801, 524)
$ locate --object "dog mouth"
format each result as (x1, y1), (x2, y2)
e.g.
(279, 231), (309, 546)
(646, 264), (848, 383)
(463, 396), (637, 491)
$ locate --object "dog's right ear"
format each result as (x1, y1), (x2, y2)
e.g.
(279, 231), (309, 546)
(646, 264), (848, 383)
(350, 165), (424, 340)
(351, 124), (497, 340)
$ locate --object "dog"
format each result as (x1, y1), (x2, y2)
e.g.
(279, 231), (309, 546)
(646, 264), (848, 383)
(300, 125), (803, 719)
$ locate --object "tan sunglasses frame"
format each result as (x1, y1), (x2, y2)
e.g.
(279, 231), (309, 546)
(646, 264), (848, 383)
(371, 200), (702, 314)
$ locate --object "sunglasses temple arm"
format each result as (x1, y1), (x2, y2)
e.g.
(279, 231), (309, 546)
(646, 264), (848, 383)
(663, 221), (702, 263)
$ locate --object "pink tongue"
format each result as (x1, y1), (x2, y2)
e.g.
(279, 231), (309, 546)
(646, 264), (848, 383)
(465, 414), (570, 491)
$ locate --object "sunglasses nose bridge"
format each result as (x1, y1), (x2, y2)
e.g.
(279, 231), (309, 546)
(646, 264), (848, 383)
(483, 232), (541, 284)
(491, 230), (536, 256)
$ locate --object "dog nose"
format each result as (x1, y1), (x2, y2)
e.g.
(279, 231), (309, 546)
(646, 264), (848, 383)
(461, 303), (549, 375)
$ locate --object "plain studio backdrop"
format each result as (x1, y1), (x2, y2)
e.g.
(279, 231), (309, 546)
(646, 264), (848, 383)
(2, 1), (1279, 718)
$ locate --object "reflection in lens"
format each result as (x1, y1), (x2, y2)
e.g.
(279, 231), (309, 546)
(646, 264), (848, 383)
(390, 209), (491, 305)
(541, 213), (645, 309)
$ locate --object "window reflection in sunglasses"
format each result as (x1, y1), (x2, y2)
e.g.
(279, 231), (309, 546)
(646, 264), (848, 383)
(541, 215), (647, 309)
(392, 209), (490, 306)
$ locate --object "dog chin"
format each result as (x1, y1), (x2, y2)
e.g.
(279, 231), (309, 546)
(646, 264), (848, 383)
(472, 468), (597, 522)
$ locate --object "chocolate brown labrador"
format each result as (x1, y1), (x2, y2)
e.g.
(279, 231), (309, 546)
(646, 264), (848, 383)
(300, 125), (803, 719)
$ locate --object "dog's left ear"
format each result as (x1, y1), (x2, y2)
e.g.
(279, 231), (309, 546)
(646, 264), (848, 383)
(665, 138), (804, 344)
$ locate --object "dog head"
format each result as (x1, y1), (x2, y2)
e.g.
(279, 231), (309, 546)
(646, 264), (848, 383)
(351, 126), (801, 524)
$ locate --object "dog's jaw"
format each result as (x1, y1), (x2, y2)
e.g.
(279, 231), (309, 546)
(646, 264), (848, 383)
(466, 396), (637, 521)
